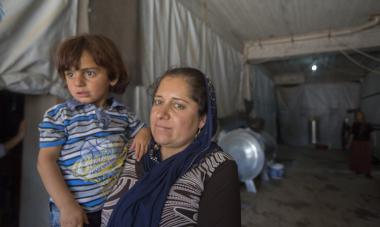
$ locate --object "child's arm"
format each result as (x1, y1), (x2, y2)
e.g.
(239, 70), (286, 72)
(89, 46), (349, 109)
(130, 127), (151, 161)
(37, 146), (89, 226)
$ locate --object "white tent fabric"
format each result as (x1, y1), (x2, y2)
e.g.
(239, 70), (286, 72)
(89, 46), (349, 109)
(139, 0), (244, 118)
(117, 85), (151, 126)
(249, 65), (277, 139)
(0, 0), (78, 97)
(277, 83), (360, 148)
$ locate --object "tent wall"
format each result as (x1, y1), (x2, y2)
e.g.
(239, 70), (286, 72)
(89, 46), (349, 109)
(277, 82), (360, 148)
(117, 86), (151, 127)
(89, 0), (141, 85)
(361, 71), (380, 155)
(249, 65), (277, 139)
(140, 0), (244, 118)
(0, 0), (79, 97)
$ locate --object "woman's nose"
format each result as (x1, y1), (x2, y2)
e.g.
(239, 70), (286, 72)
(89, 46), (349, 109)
(156, 105), (170, 119)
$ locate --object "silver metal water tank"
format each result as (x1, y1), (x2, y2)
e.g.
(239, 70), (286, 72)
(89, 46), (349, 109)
(218, 128), (277, 192)
(218, 128), (270, 181)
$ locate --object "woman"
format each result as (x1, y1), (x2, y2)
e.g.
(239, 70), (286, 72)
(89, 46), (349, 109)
(102, 67), (241, 227)
(348, 111), (373, 178)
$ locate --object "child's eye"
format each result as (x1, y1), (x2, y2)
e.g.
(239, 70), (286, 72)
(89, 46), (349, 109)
(173, 102), (185, 110)
(64, 71), (74, 79)
(84, 70), (96, 78)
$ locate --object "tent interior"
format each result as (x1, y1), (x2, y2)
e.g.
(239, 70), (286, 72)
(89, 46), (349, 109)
(1, 0), (380, 226)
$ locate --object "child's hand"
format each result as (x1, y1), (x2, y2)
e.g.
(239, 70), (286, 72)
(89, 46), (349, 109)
(131, 127), (151, 161)
(60, 201), (89, 226)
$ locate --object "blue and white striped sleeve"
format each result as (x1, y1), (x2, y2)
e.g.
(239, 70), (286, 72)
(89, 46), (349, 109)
(125, 112), (146, 139)
(39, 105), (67, 148)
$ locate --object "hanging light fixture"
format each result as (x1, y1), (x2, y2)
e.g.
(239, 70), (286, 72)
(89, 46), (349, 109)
(311, 64), (318, 71)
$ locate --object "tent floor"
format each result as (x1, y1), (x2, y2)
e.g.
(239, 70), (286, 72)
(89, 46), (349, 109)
(241, 145), (380, 227)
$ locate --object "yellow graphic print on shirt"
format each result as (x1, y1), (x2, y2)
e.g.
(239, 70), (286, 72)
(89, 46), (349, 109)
(71, 135), (128, 187)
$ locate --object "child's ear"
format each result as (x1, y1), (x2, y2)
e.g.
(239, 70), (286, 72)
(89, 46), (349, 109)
(110, 78), (118, 86)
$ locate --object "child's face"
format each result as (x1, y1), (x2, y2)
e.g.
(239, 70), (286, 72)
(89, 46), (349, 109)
(64, 51), (117, 107)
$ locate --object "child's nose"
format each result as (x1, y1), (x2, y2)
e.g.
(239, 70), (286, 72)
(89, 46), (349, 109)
(74, 74), (85, 86)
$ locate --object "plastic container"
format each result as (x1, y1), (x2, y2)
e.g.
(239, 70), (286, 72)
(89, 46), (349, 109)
(309, 118), (319, 145)
(268, 163), (284, 179)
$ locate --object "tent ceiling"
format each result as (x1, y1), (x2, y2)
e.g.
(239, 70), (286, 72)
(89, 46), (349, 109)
(183, 0), (380, 43)
(262, 51), (380, 83)
(180, 0), (380, 83)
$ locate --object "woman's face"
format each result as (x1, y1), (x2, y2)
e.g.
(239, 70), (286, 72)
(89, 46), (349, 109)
(356, 112), (364, 122)
(150, 76), (206, 154)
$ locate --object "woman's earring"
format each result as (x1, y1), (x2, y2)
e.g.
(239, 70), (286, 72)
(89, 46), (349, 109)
(195, 128), (201, 138)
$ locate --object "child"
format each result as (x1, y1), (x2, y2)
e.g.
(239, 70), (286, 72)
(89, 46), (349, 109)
(37, 34), (150, 227)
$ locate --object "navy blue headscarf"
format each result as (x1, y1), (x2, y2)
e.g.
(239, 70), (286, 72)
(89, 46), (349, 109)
(107, 71), (218, 227)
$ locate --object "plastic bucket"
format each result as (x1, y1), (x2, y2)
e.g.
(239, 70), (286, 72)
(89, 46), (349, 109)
(268, 163), (284, 179)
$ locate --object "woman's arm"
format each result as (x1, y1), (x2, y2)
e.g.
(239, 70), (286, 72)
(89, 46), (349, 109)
(37, 146), (89, 226)
(198, 160), (241, 227)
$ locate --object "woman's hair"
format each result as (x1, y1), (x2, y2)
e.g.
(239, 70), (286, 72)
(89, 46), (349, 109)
(55, 34), (128, 94)
(151, 67), (208, 116)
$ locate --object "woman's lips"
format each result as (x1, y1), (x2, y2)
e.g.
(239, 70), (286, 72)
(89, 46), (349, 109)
(155, 124), (171, 131)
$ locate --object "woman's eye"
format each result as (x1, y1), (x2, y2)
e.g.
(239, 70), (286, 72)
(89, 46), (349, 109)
(153, 99), (162, 105)
(173, 103), (185, 110)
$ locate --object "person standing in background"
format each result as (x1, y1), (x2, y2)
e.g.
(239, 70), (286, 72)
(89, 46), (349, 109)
(341, 117), (351, 151)
(0, 120), (25, 158)
(348, 111), (374, 178)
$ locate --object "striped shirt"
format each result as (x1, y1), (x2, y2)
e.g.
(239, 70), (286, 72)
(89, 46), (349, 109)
(39, 98), (145, 212)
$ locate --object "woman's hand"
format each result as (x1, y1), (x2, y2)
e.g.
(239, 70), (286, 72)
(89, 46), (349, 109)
(60, 201), (89, 227)
(131, 127), (151, 161)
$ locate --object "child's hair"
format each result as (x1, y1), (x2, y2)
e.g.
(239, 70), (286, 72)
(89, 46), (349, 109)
(56, 34), (128, 94)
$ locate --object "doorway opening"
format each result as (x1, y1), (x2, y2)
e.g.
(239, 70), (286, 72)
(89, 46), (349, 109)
(0, 90), (24, 227)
